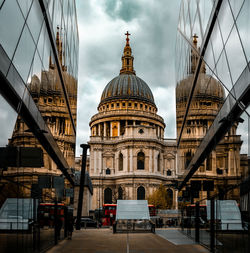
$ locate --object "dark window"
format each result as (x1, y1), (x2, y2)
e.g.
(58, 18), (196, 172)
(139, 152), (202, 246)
(122, 103), (125, 107)
(107, 104), (109, 108)
(206, 154), (212, 171)
(166, 189), (173, 208)
(128, 102), (131, 107)
(157, 154), (160, 171)
(137, 152), (145, 170)
(167, 170), (172, 176)
(48, 98), (52, 103)
(135, 103), (137, 108)
(137, 186), (145, 200)
(116, 103), (119, 107)
(119, 153), (123, 171)
(185, 150), (192, 169)
(140, 104), (143, 108)
(104, 188), (112, 204)
(111, 103), (114, 108)
(118, 187), (123, 200)
(145, 105), (147, 109)
(127, 58), (129, 65)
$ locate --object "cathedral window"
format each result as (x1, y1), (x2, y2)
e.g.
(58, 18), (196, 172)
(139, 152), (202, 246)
(111, 103), (114, 108)
(145, 105), (147, 109)
(140, 104), (143, 108)
(137, 152), (145, 170)
(127, 59), (129, 65)
(107, 104), (109, 108)
(157, 154), (160, 172)
(149, 107), (151, 111)
(122, 103), (125, 107)
(167, 170), (172, 176)
(185, 150), (192, 169)
(116, 103), (120, 107)
(118, 186), (123, 199)
(206, 154), (212, 171)
(119, 153), (123, 171)
(137, 186), (145, 200)
(104, 188), (112, 204)
(48, 98), (52, 103)
(135, 103), (137, 108)
(128, 102), (131, 107)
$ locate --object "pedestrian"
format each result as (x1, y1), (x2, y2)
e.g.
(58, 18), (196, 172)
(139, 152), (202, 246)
(68, 218), (74, 240)
(55, 218), (63, 240)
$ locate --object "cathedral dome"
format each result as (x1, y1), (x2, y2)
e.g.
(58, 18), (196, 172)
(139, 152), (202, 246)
(176, 35), (225, 103)
(99, 31), (155, 107)
(100, 74), (155, 105)
(176, 73), (225, 103)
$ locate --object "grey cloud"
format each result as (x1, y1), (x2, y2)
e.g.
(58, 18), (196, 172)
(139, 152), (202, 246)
(0, 96), (17, 146)
(104, 0), (141, 21)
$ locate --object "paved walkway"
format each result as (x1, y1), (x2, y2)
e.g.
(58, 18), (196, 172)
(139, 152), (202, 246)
(47, 228), (209, 253)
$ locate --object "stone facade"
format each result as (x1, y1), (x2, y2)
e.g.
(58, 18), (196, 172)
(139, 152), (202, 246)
(87, 34), (245, 211)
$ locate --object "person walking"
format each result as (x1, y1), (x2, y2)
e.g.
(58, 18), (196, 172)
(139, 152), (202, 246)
(68, 218), (74, 240)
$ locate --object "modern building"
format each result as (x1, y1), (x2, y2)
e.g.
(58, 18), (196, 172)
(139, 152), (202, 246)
(176, 0), (250, 251)
(0, 0), (79, 251)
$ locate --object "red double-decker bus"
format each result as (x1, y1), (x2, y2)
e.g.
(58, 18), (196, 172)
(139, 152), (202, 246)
(38, 203), (66, 228)
(102, 204), (117, 226)
(102, 203), (156, 226)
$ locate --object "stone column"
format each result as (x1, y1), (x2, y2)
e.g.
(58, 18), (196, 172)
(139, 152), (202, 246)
(130, 148), (133, 172)
(93, 150), (97, 174)
(98, 124), (101, 136)
(118, 121), (120, 137)
(104, 122), (107, 137)
(98, 150), (102, 174)
(124, 149), (128, 172)
(149, 149), (152, 172)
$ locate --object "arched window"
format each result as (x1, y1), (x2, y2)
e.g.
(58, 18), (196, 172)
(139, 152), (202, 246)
(157, 154), (160, 172)
(119, 153), (123, 171)
(185, 150), (192, 169)
(167, 169), (172, 176)
(104, 188), (112, 204)
(137, 152), (145, 170)
(137, 186), (145, 200)
(118, 186), (123, 200)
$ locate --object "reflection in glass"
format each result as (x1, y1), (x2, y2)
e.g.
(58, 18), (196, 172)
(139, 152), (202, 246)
(0, 0), (24, 59)
(13, 25), (36, 83)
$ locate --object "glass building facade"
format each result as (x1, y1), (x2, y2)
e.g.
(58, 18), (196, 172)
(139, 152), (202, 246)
(176, 0), (250, 252)
(0, 0), (79, 252)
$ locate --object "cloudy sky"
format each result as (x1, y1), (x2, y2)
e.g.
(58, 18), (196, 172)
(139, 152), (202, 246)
(75, 0), (181, 156)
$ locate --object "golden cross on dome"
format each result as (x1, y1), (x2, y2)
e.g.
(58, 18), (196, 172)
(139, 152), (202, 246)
(193, 33), (198, 43)
(125, 31), (131, 43)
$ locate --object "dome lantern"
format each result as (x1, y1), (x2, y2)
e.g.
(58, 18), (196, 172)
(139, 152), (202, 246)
(120, 31), (136, 75)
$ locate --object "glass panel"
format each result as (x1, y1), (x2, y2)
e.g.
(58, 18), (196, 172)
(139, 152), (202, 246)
(0, 95), (17, 146)
(236, 0), (250, 63)
(26, 0), (44, 43)
(228, 0), (245, 18)
(116, 200), (150, 220)
(217, 0), (234, 43)
(224, 26), (247, 86)
(13, 25), (36, 83)
(0, 0), (25, 59)
(17, 0), (33, 18)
